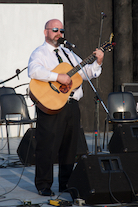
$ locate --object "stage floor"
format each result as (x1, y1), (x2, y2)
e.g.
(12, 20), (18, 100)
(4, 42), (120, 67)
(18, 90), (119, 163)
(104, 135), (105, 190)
(0, 131), (137, 207)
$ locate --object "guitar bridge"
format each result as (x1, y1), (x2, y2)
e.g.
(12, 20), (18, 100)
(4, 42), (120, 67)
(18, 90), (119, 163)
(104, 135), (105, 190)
(49, 82), (60, 93)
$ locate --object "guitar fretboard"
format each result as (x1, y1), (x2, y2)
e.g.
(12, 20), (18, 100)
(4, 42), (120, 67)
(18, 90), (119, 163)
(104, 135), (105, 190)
(67, 53), (96, 77)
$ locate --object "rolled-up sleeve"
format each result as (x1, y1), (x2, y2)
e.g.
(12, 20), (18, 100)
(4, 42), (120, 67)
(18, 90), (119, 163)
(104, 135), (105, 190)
(80, 60), (102, 80)
(28, 48), (58, 82)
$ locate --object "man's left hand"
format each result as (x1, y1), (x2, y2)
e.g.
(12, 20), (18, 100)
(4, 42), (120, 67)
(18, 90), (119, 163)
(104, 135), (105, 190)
(93, 48), (104, 65)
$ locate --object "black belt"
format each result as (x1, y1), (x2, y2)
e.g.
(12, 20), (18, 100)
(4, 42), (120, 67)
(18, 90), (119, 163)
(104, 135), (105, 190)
(67, 98), (77, 104)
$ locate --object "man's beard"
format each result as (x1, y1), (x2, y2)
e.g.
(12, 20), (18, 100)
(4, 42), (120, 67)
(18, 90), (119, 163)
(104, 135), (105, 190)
(47, 36), (60, 47)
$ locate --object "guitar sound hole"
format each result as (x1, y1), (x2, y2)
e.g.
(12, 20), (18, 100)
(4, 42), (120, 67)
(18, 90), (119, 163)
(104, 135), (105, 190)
(59, 80), (72, 93)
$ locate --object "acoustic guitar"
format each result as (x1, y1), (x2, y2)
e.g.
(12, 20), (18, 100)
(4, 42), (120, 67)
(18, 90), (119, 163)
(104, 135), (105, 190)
(29, 34), (114, 114)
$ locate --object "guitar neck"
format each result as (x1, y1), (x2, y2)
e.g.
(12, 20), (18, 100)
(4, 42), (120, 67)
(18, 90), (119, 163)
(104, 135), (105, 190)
(67, 53), (95, 77)
(66, 36), (115, 78)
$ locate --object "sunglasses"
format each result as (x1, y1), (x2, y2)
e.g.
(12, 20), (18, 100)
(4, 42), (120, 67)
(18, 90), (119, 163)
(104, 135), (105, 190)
(46, 28), (65, 34)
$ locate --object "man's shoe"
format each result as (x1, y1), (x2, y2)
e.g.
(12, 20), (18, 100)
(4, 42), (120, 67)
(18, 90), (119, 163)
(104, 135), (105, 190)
(38, 188), (55, 196)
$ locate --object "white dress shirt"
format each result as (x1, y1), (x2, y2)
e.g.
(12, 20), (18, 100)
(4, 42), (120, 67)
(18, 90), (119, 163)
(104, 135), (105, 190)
(28, 41), (102, 101)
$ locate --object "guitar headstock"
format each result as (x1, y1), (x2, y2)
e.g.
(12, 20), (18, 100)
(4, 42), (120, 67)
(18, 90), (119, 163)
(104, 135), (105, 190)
(100, 33), (116, 52)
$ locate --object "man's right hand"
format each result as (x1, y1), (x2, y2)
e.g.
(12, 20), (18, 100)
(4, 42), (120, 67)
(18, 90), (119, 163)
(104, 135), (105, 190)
(57, 74), (72, 85)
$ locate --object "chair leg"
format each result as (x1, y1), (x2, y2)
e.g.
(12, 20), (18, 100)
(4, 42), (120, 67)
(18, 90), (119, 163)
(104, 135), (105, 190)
(106, 120), (109, 150)
(18, 124), (21, 137)
(6, 123), (10, 154)
(103, 119), (107, 149)
(0, 125), (4, 141)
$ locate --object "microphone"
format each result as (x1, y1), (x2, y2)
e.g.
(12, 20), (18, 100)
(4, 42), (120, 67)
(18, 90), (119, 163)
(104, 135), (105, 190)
(101, 12), (107, 18)
(16, 69), (20, 80)
(58, 38), (76, 48)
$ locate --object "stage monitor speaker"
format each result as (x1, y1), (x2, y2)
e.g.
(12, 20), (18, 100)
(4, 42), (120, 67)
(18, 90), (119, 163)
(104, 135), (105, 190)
(76, 127), (88, 156)
(67, 153), (138, 205)
(17, 127), (88, 166)
(109, 123), (138, 153)
(17, 128), (36, 166)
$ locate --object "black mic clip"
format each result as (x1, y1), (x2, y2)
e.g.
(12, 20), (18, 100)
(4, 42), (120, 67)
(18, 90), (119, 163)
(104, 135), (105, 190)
(16, 69), (20, 80)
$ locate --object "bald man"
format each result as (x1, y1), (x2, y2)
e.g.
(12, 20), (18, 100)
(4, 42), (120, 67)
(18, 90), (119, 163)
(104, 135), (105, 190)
(28, 19), (104, 196)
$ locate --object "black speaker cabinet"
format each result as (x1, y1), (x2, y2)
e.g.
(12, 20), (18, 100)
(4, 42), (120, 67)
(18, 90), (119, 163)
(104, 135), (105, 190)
(67, 153), (138, 205)
(76, 127), (88, 156)
(17, 127), (88, 166)
(17, 128), (36, 166)
(109, 123), (138, 153)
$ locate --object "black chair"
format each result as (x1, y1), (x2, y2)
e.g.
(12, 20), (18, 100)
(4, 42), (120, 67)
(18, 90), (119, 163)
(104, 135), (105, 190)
(0, 86), (16, 96)
(0, 93), (36, 154)
(0, 86), (16, 139)
(103, 92), (138, 149)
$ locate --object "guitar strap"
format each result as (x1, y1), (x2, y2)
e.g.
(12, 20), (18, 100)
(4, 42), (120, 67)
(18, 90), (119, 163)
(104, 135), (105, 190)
(61, 48), (74, 67)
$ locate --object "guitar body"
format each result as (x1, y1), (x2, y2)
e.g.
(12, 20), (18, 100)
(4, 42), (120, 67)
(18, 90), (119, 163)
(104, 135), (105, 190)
(29, 62), (83, 114)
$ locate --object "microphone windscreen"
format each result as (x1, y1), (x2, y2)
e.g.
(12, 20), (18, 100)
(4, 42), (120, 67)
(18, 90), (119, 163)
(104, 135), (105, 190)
(58, 37), (65, 44)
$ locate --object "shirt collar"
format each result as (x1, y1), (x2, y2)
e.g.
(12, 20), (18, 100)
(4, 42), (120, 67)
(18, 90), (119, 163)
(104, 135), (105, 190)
(44, 41), (62, 53)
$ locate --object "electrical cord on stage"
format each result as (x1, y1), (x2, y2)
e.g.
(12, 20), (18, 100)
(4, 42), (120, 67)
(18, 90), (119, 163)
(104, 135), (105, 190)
(0, 129), (33, 199)
(108, 170), (122, 205)
(14, 83), (29, 89)
(56, 187), (80, 200)
(47, 187), (82, 206)
(108, 169), (138, 207)
(0, 198), (23, 205)
(0, 162), (25, 198)
(48, 187), (87, 207)
(14, 83), (34, 108)
(0, 154), (23, 169)
(0, 141), (16, 166)
(123, 170), (138, 201)
(17, 93), (35, 108)
(0, 140), (8, 152)
(0, 198), (44, 207)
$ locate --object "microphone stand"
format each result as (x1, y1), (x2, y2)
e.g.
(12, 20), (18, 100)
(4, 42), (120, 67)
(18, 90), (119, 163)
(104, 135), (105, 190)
(67, 45), (109, 154)
(95, 12), (107, 152)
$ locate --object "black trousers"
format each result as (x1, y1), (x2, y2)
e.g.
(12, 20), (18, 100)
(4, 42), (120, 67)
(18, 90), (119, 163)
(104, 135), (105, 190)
(35, 99), (80, 191)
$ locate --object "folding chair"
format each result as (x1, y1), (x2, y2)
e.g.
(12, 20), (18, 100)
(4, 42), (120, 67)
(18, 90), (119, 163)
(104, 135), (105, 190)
(0, 86), (16, 96)
(103, 92), (138, 149)
(0, 93), (36, 154)
(0, 86), (16, 139)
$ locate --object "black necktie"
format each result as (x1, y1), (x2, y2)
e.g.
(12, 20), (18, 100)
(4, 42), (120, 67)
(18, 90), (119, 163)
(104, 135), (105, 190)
(54, 49), (63, 63)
